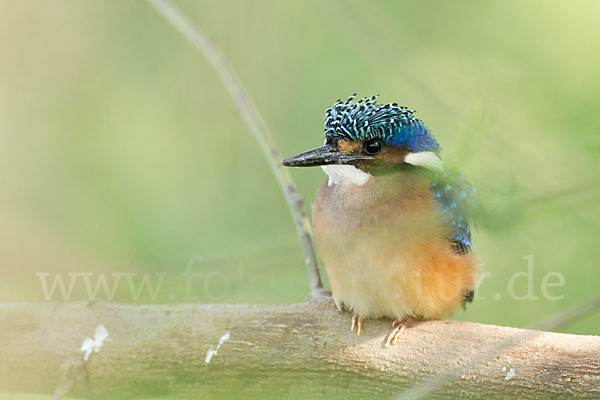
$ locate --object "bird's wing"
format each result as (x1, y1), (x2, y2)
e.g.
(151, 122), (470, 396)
(430, 171), (477, 255)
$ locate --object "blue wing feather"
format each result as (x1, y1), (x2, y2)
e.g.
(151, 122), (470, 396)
(430, 171), (477, 255)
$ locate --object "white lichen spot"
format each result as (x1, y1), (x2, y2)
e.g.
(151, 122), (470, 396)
(507, 356), (513, 363)
(80, 325), (109, 361)
(205, 331), (231, 365)
(505, 367), (515, 381)
(501, 366), (507, 372)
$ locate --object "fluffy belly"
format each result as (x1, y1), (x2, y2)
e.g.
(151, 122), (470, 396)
(324, 240), (413, 319)
(320, 234), (477, 320)
(312, 178), (477, 321)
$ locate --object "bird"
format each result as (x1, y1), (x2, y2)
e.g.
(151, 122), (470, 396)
(282, 94), (478, 345)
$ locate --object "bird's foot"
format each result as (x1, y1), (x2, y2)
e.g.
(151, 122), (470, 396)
(334, 301), (343, 312)
(350, 313), (364, 335)
(334, 299), (348, 312)
(385, 318), (412, 346)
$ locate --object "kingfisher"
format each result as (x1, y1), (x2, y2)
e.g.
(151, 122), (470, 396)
(283, 94), (478, 345)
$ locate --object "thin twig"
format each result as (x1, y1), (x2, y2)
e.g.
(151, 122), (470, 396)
(528, 296), (600, 332)
(145, 0), (323, 292)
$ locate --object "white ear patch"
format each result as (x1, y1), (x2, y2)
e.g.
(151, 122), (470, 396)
(404, 151), (444, 171)
(321, 165), (372, 187)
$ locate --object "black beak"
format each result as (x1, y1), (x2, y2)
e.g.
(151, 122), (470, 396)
(282, 144), (373, 167)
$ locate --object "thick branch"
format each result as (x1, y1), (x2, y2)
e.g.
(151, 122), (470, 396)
(0, 301), (598, 399)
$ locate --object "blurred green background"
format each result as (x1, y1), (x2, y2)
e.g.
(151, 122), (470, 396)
(1, 0), (599, 341)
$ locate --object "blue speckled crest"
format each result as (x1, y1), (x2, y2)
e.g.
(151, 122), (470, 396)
(324, 94), (439, 153)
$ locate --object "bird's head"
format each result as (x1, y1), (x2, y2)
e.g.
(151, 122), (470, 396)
(282, 94), (443, 185)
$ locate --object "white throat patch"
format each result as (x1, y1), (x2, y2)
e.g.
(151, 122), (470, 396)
(321, 165), (372, 187)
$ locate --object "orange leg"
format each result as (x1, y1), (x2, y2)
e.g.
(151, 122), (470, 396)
(386, 318), (412, 346)
(350, 313), (364, 335)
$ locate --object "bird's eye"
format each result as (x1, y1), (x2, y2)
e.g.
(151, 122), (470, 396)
(364, 139), (383, 155)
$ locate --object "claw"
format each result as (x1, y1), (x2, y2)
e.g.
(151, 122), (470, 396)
(386, 318), (411, 346)
(350, 313), (363, 335)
